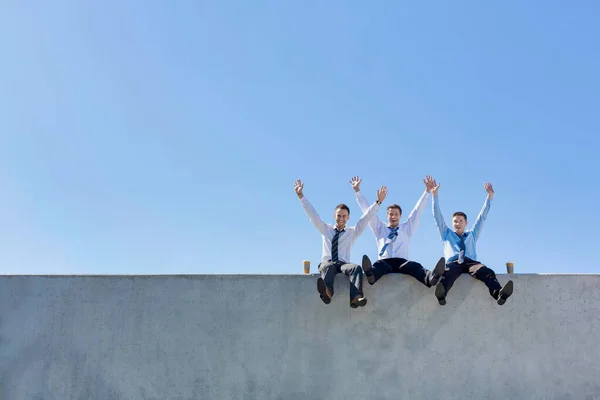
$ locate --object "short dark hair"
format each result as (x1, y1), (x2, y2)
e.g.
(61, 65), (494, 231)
(452, 211), (467, 221)
(335, 204), (350, 214)
(386, 204), (402, 214)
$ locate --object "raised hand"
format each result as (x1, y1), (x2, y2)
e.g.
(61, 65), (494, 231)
(423, 175), (435, 193)
(349, 175), (362, 192)
(484, 182), (494, 199)
(377, 186), (388, 204)
(294, 179), (304, 198)
(431, 179), (440, 196)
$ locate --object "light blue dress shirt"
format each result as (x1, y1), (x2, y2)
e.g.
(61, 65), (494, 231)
(432, 195), (491, 263)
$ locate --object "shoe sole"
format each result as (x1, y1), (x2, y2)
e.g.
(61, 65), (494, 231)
(429, 257), (446, 286)
(317, 278), (331, 304)
(362, 255), (375, 285)
(350, 297), (367, 308)
(497, 280), (514, 306)
(435, 283), (446, 306)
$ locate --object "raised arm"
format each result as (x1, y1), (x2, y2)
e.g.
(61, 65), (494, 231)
(431, 180), (449, 239)
(294, 179), (328, 234)
(404, 175), (434, 236)
(354, 186), (387, 236)
(471, 182), (493, 241)
(350, 175), (385, 233)
(350, 176), (370, 212)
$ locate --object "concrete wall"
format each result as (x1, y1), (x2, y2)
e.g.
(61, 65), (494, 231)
(0, 274), (599, 400)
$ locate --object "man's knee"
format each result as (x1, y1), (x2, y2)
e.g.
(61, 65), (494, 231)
(468, 263), (485, 274)
(405, 261), (424, 270)
(342, 263), (362, 275)
(319, 261), (335, 272)
(470, 264), (496, 279)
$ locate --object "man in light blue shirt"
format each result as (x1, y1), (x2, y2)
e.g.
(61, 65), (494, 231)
(431, 180), (513, 306)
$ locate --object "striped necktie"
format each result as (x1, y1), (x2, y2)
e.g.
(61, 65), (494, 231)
(379, 227), (399, 256)
(331, 228), (344, 262)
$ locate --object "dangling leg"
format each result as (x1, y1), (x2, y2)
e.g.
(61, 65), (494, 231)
(468, 262), (513, 305)
(341, 263), (366, 308)
(398, 257), (446, 287)
(434, 262), (464, 305)
(317, 261), (338, 304)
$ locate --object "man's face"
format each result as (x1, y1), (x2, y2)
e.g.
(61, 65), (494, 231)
(452, 215), (467, 235)
(334, 208), (350, 229)
(387, 208), (401, 228)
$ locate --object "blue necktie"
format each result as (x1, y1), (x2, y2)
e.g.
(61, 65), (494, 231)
(379, 227), (399, 257)
(458, 234), (466, 263)
(331, 229), (344, 262)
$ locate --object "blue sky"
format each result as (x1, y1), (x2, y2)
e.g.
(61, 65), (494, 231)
(0, 1), (598, 275)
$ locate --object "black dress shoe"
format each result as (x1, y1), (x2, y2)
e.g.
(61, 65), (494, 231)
(362, 255), (375, 285)
(497, 280), (513, 306)
(435, 282), (447, 306)
(317, 278), (332, 304)
(350, 296), (367, 308)
(429, 257), (446, 286)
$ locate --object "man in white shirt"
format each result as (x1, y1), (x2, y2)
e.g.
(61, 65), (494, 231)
(350, 175), (445, 288)
(294, 179), (387, 308)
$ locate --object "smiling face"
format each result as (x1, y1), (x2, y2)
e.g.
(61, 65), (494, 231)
(386, 206), (402, 228)
(452, 212), (468, 236)
(333, 205), (350, 230)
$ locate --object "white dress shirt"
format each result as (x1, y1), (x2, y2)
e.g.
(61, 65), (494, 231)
(299, 196), (380, 263)
(355, 190), (430, 260)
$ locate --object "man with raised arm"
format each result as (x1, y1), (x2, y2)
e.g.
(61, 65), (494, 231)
(351, 175), (445, 288)
(294, 179), (387, 308)
(431, 180), (513, 306)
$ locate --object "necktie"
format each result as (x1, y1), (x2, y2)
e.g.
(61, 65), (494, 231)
(458, 234), (466, 264)
(379, 227), (399, 257)
(331, 229), (343, 262)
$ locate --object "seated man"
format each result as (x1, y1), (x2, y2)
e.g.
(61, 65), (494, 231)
(431, 180), (513, 306)
(294, 179), (386, 308)
(351, 175), (445, 288)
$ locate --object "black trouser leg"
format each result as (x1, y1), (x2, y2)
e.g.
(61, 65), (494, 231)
(438, 262), (464, 294)
(371, 259), (394, 283)
(468, 263), (502, 297)
(398, 261), (431, 287)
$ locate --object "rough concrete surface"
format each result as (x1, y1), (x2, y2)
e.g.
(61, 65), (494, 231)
(1, 274), (599, 400)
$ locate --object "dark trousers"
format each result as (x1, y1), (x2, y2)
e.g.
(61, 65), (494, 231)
(370, 258), (434, 287)
(439, 258), (502, 297)
(319, 261), (363, 300)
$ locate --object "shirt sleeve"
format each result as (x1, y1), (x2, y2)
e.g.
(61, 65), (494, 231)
(354, 201), (381, 237)
(355, 191), (370, 213)
(299, 196), (328, 235)
(355, 191), (385, 234)
(403, 190), (430, 237)
(432, 195), (449, 239)
(471, 197), (491, 241)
